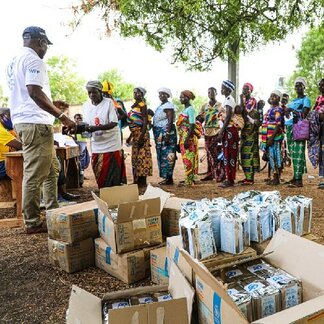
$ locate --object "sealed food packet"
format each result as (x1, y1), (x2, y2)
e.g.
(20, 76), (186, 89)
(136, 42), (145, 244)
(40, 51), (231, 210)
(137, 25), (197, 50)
(220, 202), (250, 254)
(102, 299), (130, 324)
(130, 295), (155, 305)
(227, 282), (253, 322)
(285, 196), (313, 236)
(153, 292), (173, 302)
(239, 276), (281, 321)
(244, 260), (303, 310)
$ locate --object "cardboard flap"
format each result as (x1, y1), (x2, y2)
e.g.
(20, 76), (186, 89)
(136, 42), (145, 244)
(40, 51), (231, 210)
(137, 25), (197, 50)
(117, 198), (160, 222)
(99, 184), (139, 208)
(66, 285), (102, 324)
(141, 184), (171, 213)
(180, 249), (248, 323)
(264, 229), (324, 300)
(252, 294), (324, 323)
(168, 261), (195, 323)
(91, 192), (114, 222)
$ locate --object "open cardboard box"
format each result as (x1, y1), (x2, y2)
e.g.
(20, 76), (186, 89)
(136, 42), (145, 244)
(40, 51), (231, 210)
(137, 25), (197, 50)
(92, 185), (163, 254)
(66, 260), (195, 324)
(181, 229), (324, 323)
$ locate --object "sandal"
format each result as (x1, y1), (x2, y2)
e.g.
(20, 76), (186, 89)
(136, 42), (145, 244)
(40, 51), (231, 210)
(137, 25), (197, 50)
(241, 179), (254, 186)
(268, 179), (280, 186)
(218, 180), (234, 188)
(237, 179), (248, 184)
(287, 181), (303, 188)
(318, 182), (324, 189)
(159, 179), (174, 185)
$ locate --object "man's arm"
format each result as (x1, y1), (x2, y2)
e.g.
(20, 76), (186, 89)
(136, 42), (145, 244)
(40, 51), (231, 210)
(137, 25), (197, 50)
(27, 85), (75, 129)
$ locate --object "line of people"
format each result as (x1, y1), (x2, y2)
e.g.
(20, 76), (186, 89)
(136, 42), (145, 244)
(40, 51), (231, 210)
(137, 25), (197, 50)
(3, 25), (323, 235)
(78, 77), (323, 190)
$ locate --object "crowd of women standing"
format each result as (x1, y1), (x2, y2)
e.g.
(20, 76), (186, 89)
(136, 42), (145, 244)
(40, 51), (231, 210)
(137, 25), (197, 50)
(81, 77), (324, 190)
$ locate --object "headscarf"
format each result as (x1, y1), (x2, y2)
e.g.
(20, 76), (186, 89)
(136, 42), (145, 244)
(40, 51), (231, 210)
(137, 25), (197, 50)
(222, 80), (235, 92)
(101, 80), (114, 95)
(181, 90), (195, 100)
(158, 87), (172, 98)
(86, 80), (103, 91)
(294, 77), (307, 87)
(135, 87), (147, 96)
(243, 82), (254, 92)
(271, 90), (283, 100)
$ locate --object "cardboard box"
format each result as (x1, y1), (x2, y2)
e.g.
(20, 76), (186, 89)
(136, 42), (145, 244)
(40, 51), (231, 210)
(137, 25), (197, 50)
(46, 200), (99, 243)
(181, 229), (324, 323)
(92, 185), (163, 254)
(66, 260), (195, 324)
(48, 237), (94, 273)
(150, 246), (169, 285)
(161, 197), (193, 237)
(94, 237), (154, 284)
(251, 233), (321, 255)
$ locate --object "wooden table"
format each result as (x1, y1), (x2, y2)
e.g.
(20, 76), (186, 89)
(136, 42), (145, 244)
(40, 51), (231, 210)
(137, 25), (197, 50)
(1, 146), (80, 228)
(1, 151), (23, 227)
(56, 146), (80, 189)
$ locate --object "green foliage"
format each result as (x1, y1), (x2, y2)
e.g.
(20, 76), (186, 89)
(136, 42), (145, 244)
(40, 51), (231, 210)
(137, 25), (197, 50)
(98, 68), (134, 100)
(73, 0), (323, 71)
(286, 24), (324, 105)
(47, 55), (88, 105)
(0, 85), (8, 107)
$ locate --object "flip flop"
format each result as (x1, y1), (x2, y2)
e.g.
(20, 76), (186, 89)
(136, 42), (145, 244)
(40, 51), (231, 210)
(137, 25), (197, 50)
(218, 180), (234, 188)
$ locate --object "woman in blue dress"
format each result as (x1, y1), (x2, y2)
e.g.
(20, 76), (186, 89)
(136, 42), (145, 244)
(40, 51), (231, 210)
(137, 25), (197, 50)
(153, 87), (177, 185)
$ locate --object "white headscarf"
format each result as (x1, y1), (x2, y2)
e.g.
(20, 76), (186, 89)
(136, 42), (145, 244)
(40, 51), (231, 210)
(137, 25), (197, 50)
(158, 87), (172, 98)
(271, 90), (283, 100)
(294, 77), (307, 87)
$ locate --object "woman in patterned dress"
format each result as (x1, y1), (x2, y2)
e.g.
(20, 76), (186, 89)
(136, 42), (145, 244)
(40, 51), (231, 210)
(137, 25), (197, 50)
(153, 87), (177, 185)
(127, 87), (153, 187)
(176, 90), (201, 186)
(308, 78), (324, 189)
(286, 77), (311, 187)
(239, 82), (260, 185)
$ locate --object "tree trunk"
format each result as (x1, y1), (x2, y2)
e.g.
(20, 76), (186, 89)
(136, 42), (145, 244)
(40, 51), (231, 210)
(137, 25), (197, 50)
(228, 41), (240, 102)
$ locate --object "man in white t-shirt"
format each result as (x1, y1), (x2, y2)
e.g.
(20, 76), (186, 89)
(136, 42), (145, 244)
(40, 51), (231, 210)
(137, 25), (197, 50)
(6, 26), (76, 234)
(82, 80), (126, 188)
(217, 80), (240, 188)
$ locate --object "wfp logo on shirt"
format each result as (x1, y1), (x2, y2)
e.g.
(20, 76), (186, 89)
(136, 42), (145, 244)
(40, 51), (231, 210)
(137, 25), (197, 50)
(29, 68), (40, 74)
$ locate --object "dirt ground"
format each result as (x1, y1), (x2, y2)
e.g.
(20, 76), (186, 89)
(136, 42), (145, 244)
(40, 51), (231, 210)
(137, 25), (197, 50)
(0, 140), (323, 323)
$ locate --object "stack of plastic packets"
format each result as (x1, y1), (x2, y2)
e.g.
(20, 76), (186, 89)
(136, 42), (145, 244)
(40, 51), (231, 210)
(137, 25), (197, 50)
(227, 282), (253, 322)
(220, 202), (250, 254)
(285, 196), (313, 236)
(233, 190), (262, 205)
(179, 201), (217, 260)
(272, 202), (295, 235)
(244, 260), (303, 311)
(239, 275), (280, 321)
(244, 202), (273, 243)
(209, 198), (229, 250)
(220, 266), (253, 322)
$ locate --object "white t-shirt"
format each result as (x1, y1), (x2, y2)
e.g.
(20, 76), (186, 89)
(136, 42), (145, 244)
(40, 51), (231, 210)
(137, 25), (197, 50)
(223, 95), (236, 109)
(6, 47), (55, 125)
(83, 98), (121, 153)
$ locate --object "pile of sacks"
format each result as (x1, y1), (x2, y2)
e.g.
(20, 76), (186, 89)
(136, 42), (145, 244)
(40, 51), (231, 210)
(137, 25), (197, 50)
(179, 191), (312, 259)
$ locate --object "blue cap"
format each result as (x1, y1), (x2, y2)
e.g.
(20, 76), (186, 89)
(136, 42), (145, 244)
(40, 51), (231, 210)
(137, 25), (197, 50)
(22, 26), (53, 45)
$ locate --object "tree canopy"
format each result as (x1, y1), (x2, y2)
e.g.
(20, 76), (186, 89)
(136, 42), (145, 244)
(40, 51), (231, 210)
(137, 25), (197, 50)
(73, 0), (323, 71)
(98, 68), (134, 100)
(286, 24), (324, 105)
(47, 55), (88, 105)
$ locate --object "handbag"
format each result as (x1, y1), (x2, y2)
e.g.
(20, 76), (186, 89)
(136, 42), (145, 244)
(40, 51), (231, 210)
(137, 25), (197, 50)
(292, 119), (310, 141)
